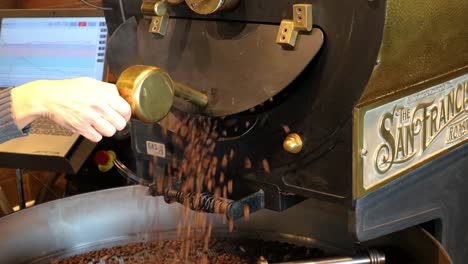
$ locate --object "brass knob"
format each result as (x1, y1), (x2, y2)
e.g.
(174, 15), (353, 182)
(141, 0), (168, 17)
(116, 65), (208, 123)
(257, 256), (268, 264)
(185, 0), (240, 15)
(283, 133), (303, 154)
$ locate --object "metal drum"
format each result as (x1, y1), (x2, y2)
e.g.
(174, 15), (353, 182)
(0, 186), (452, 264)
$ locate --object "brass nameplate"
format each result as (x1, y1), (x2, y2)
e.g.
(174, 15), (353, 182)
(355, 74), (468, 197)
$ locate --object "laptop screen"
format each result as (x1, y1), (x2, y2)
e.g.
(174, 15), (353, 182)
(0, 16), (107, 88)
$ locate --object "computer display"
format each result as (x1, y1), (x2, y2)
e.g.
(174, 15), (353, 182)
(0, 16), (107, 87)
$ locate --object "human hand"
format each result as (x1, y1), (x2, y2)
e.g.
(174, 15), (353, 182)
(12, 77), (132, 142)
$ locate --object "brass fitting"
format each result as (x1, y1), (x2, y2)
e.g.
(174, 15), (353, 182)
(276, 4), (313, 48)
(283, 133), (303, 154)
(276, 20), (298, 48)
(141, 0), (168, 17)
(149, 15), (169, 35)
(185, 0), (240, 15)
(293, 4), (313, 32)
(141, 0), (170, 35)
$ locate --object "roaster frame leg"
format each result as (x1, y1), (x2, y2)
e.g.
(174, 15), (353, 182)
(16, 168), (26, 210)
(0, 186), (13, 215)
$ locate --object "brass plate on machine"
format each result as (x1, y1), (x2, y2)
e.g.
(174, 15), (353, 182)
(354, 74), (468, 198)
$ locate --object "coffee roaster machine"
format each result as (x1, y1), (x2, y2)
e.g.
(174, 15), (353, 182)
(0, 0), (466, 263)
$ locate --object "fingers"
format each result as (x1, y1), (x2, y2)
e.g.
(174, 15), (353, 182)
(101, 82), (120, 96)
(79, 79), (132, 122)
(108, 95), (132, 122)
(78, 98), (129, 141)
(46, 78), (132, 143)
(76, 118), (116, 143)
(79, 125), (103, 142)
(94, 105), (127, 131)
(68, 112), (118, 142)
(92, 116), (117, 138)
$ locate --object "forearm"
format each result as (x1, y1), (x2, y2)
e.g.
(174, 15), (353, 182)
(10, 80), (47, 130)
(0, 80), (47, 144)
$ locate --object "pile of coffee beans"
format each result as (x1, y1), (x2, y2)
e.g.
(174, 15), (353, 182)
(53, 238), (325, 264)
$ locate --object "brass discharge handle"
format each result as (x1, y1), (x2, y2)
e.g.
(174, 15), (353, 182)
(116, 65), (208, 123)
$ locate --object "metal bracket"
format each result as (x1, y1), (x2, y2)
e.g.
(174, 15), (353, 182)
(148, 15), (169, 35)
(141, 0), (170, 35)
(276, 4), (313, 48)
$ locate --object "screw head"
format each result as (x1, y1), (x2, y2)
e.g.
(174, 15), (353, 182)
(361, 149), (368, 157)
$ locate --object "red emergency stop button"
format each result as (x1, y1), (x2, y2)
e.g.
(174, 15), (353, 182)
(94, 150), (116, 172)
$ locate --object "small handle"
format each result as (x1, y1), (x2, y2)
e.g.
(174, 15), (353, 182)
(174, 81), (208, 108)
(155, 187), (265, 220)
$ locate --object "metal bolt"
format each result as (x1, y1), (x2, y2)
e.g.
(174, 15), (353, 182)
(283, 133), (303, 154)
(361, 148), (368, 157)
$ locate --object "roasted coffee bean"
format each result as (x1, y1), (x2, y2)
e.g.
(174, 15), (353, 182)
(243, 205), (250, 222)
(221, 155), (228, 168)
(262, 159), (270, 173)
(227, 180), (233, 194)
(244, 158), (252, 169)
(219, 172), (225, 184)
